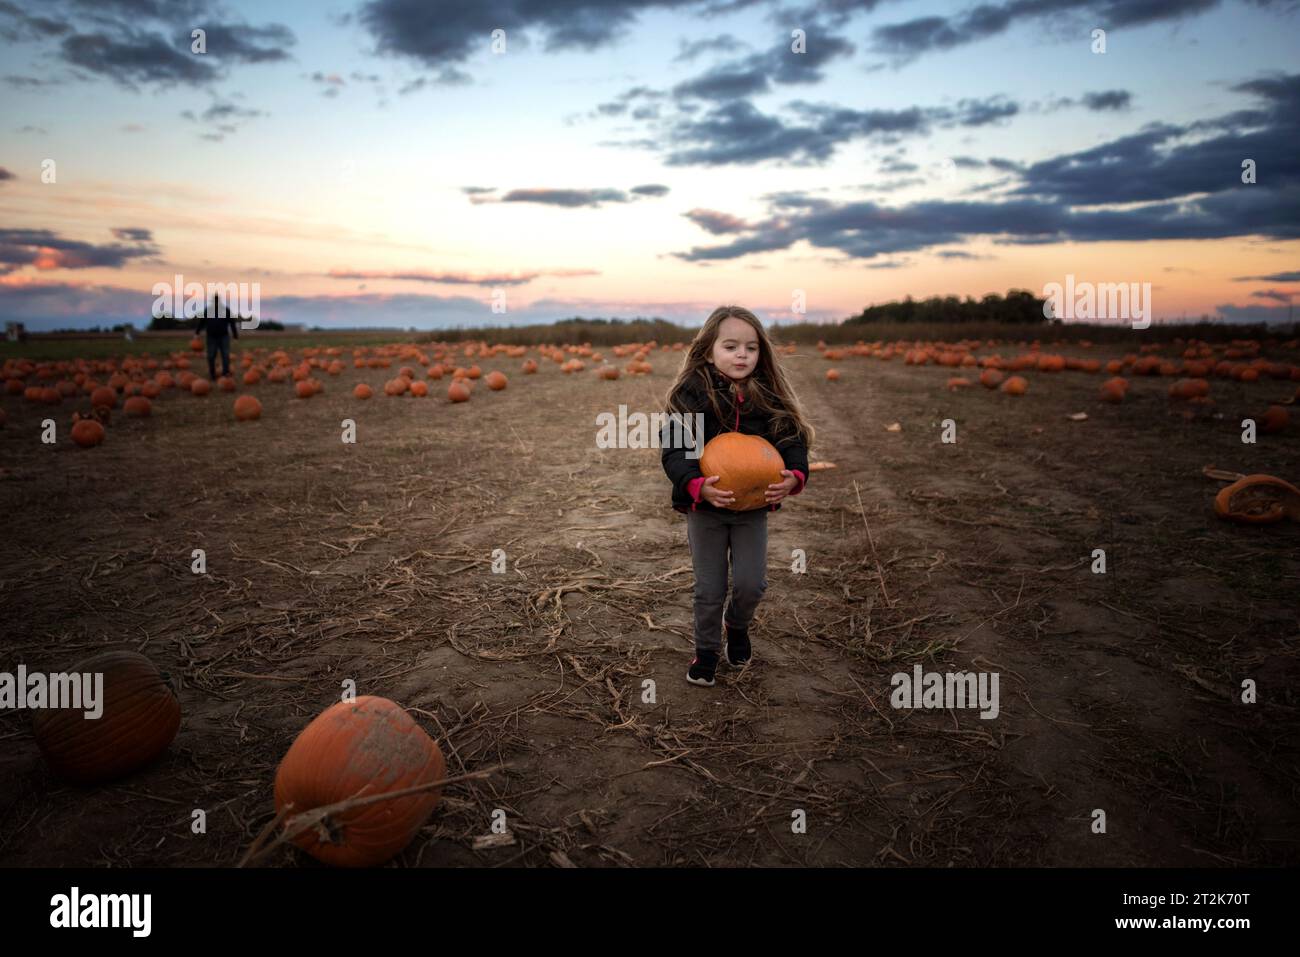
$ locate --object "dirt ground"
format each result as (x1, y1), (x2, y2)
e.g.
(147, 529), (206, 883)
(2, 347), (1298, 867)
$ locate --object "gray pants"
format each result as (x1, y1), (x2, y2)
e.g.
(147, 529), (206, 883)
(686, 507), (768, 653)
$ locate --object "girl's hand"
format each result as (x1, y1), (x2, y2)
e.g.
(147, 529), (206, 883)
(700, 475), (735, 508)
(765, 470), (799, 504)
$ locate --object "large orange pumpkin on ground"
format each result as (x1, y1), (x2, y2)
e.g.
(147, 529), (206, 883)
(32, 650), (181, 785)
(699, 432), (785, 511)
(273, 696), (447, 868)
(190, 378), (211, 396)
(485, 371), (507, 391)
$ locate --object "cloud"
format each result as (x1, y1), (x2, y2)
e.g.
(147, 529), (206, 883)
(1249, 288), (1295, 301)
(325, 267), (599, 285)
(870, 0), (1224, 62)
(0, 1), (296, 90)
(0, 227), (159, 271)
(62, 29), (219, 87)
(194, 22), (295, 64)
(684, 208), (752, 234)
(1234, 270), (1300, 281)
(1214, 301), (1295, 322)
(468, 186), (668, 207)
(398, 69), (473, 95)
(667, 170), (1300, 263)
(4, 73), (62, 88)
(1009, 72), (1299, 209)
(672, 33), (748, 63)
(653, 92), (1021, 167)
(179, 99), (265, 138)
(1082, 89), (1132, 111)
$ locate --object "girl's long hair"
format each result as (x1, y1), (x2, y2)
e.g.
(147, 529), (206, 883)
(664, 305), (814, 449)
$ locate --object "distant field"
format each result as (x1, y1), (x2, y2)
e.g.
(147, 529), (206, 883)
(0, 331), (425, 361)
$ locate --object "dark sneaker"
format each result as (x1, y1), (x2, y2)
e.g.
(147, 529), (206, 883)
(687, 649), (720, 686)
(724, 625), (751, 667)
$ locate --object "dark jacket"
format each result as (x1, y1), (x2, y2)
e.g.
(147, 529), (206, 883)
(195, 308), (240, 340)
(661, 365), (809, 515)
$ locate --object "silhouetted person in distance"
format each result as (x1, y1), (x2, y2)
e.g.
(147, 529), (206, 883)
(195, 293), (240, 381)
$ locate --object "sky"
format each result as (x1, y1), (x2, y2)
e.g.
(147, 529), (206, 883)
(1, 0), (1298, 331)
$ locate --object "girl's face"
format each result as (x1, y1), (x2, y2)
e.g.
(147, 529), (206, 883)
(709, 316), (759, 382)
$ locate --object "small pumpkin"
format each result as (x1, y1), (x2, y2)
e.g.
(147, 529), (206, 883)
(273, 696), (446, 868)
(1000, 375), (1028, 396)
(190, 378), (212, 396)
(1260, 405), (1289, 434)
(90, 386), (118, 409)
(485, 371), (507, 391)
(699, 432), (786, 512)
(32, 650), (181, 785)
(1213, 474), (1300, 524)
(234, 395), (262, 421)
(354, 383), (373, 400)
(448, 381), (470, 403)
(979, 369), (1004, 389)
(71, 419), (105, 448)
(825, 369), (840, 381)
(294, 380), (314, 399)
(123, 396), (152, 417)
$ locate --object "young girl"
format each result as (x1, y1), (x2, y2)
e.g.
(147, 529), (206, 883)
(661, 306), (815, 687)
